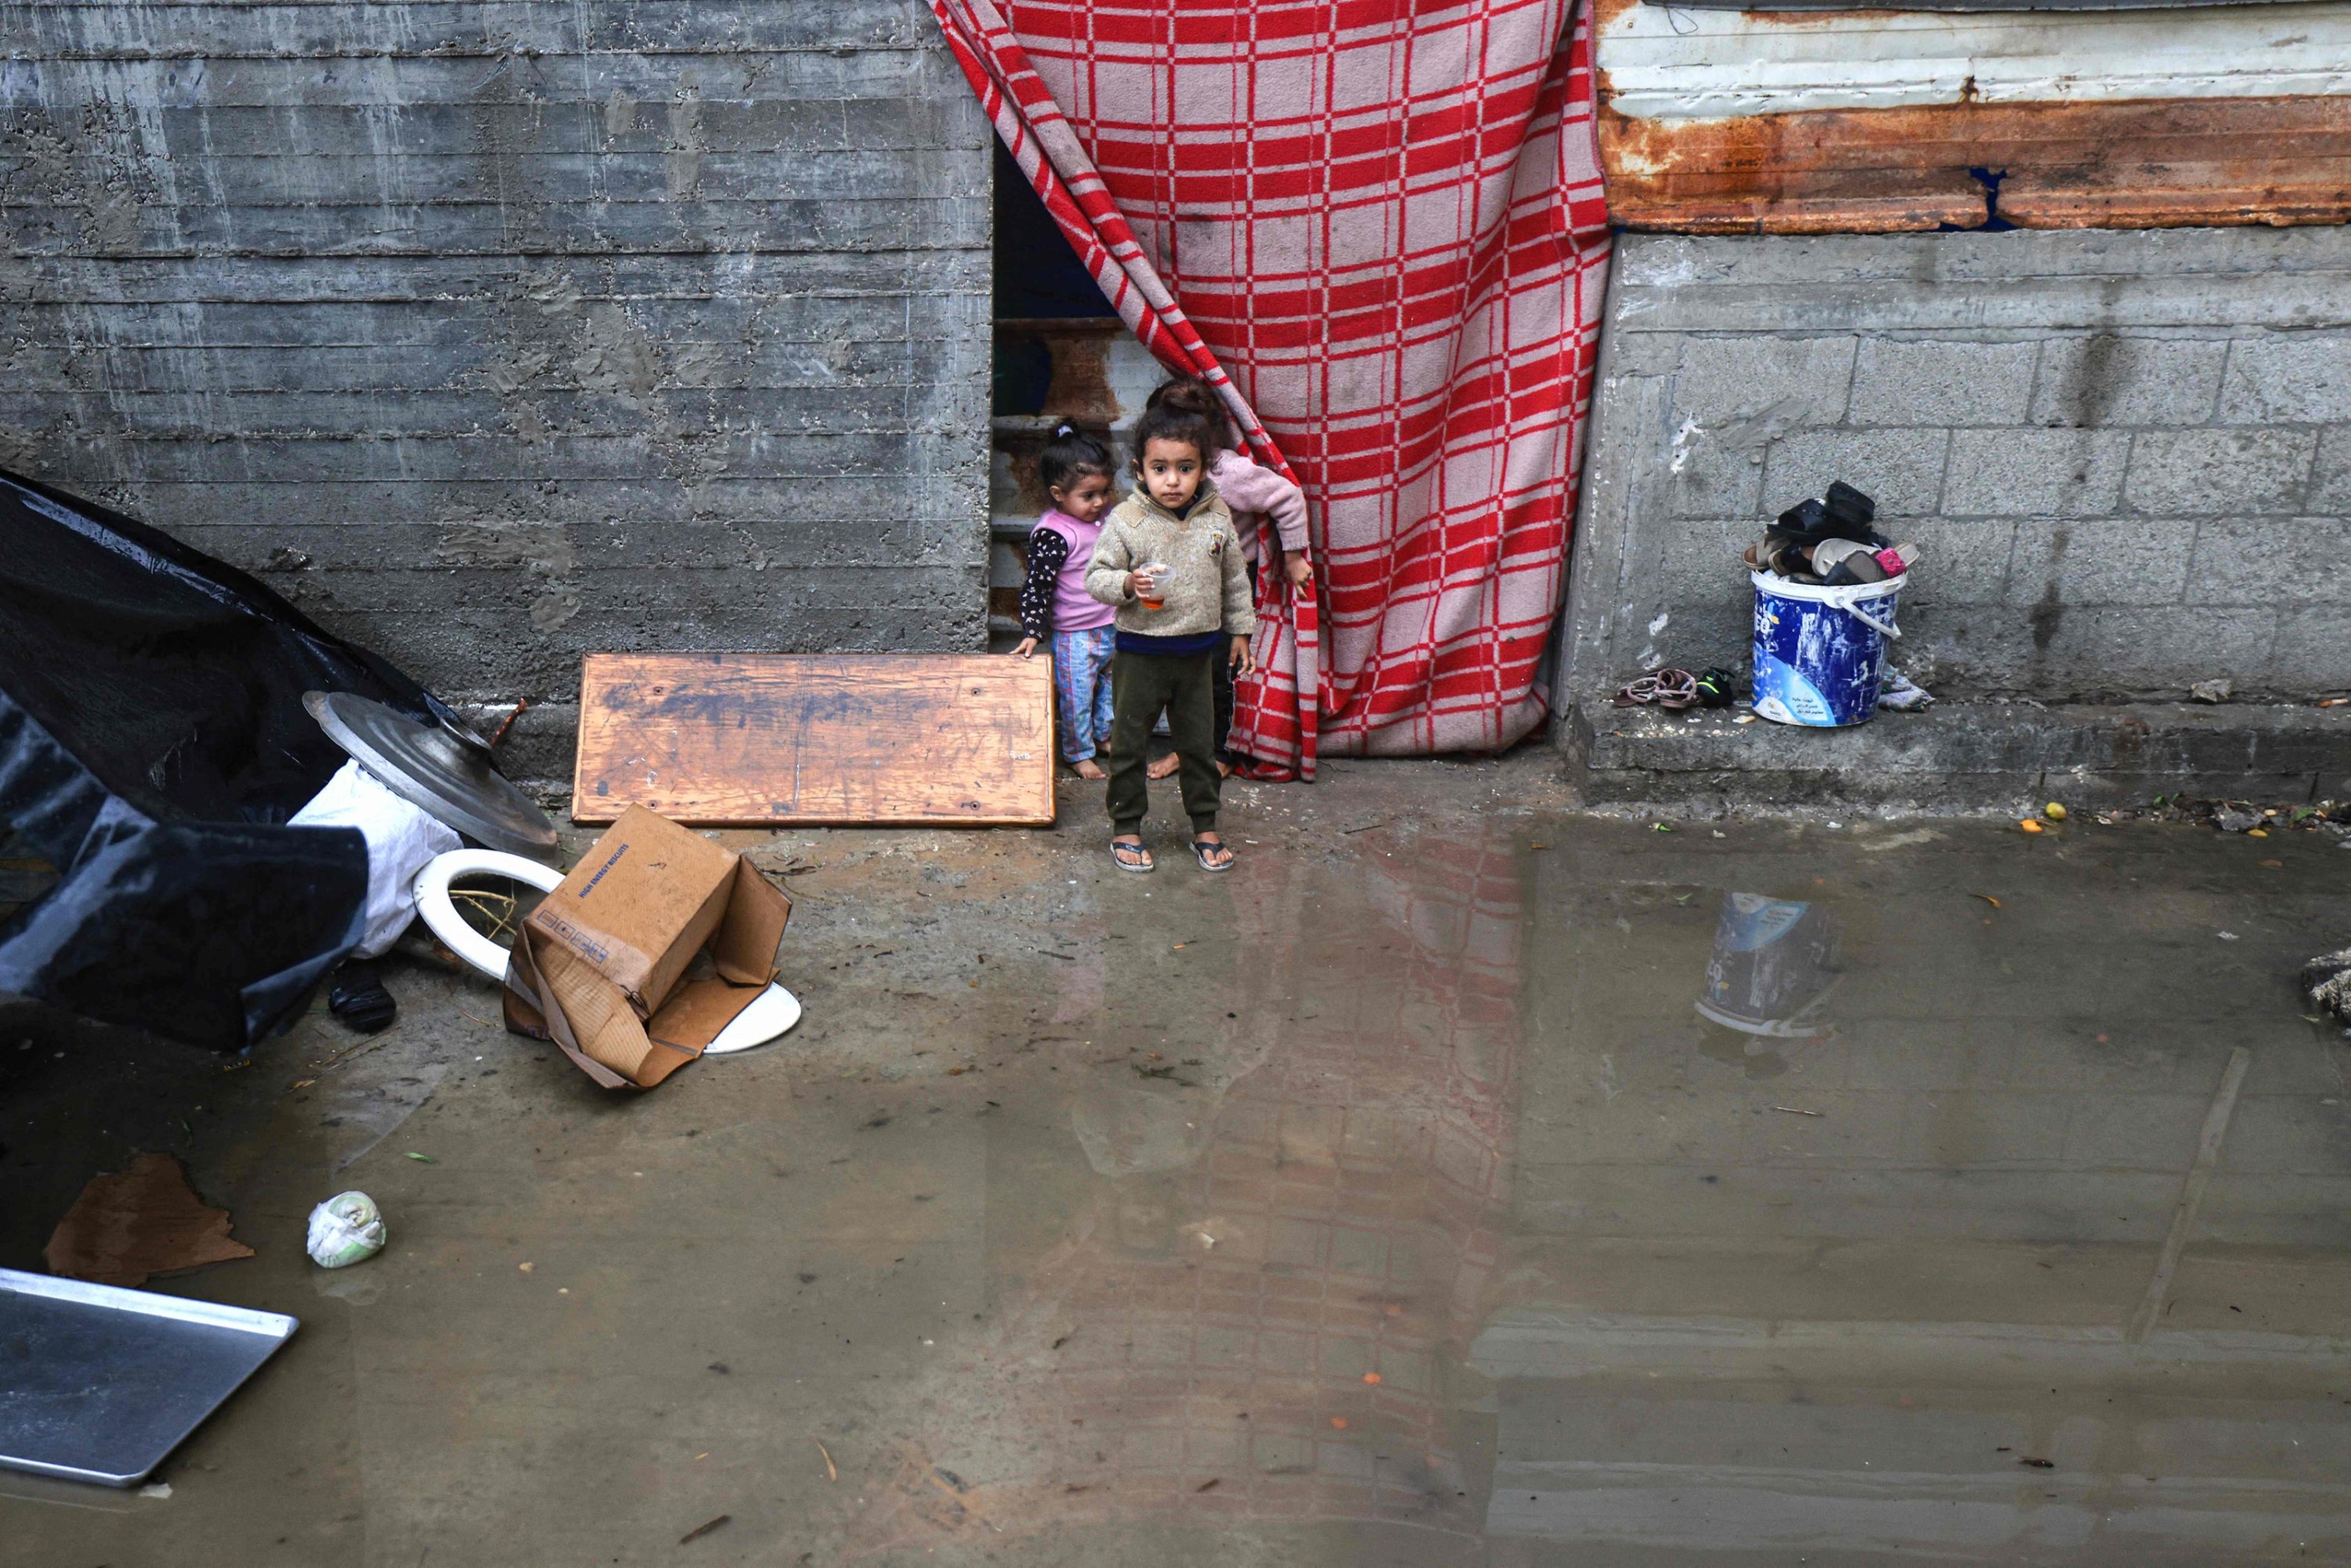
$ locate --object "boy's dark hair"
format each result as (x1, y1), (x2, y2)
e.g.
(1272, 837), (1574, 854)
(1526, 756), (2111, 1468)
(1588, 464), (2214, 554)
(1132, 377), (1223, 470)
(1037, 423), (1114, 494)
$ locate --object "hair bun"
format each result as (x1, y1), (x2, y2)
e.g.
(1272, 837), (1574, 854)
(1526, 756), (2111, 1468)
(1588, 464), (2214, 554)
(1154, 378), (1215, 416)
(1053, 422), (1076, 438)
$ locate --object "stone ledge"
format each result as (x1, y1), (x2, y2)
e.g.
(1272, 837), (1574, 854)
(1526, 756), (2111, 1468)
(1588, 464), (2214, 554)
(1563, 700), (2351, 813)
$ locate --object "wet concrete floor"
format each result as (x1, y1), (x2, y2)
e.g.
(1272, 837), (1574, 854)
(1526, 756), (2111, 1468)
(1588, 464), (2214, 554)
(5, 755), (2351, 1565)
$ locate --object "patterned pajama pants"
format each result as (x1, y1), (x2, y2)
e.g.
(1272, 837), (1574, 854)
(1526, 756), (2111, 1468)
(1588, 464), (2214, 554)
(1052, 625), (1117, 763)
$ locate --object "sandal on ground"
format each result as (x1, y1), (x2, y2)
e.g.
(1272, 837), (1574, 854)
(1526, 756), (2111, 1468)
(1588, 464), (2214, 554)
(1190, 838), (1235, 873)
(1112, 837), (1154, 873)
(1613, 668), (1699, 711)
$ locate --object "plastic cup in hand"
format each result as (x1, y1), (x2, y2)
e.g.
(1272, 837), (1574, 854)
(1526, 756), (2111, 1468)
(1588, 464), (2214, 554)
(1138, 562), (1171, 610)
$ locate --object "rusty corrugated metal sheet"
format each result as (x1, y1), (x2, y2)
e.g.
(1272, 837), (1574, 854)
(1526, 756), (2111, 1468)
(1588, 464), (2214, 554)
(1592, 0), (2351, 231)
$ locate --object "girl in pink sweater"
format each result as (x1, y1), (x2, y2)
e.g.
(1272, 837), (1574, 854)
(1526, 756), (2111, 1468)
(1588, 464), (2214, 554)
(1012, 425), (1120, 779)
(1139, 379), (1311, 776)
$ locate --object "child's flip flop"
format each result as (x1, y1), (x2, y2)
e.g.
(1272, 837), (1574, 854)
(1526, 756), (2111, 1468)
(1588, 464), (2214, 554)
(1112, 838), (1154, 873)
(1190, 838), (1235, 873)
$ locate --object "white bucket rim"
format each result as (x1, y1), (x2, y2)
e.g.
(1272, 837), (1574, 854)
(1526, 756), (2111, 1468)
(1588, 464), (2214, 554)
(1749, 569), (1904, 608)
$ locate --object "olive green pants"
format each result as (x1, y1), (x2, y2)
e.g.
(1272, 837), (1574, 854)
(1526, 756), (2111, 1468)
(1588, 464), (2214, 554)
(1107, 650), (1221, 837)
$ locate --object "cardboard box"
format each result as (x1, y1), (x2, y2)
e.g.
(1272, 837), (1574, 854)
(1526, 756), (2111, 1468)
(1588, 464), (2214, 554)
(502, 806), (790, 1088)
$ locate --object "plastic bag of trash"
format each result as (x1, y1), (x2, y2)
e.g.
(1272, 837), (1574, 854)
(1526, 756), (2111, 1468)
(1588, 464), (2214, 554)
(306, 1191), (386, 1269)
(0, 468), (463, 1048)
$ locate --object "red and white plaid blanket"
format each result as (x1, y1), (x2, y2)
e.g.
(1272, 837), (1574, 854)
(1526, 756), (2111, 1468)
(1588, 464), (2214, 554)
(933, 0), (1610, 778)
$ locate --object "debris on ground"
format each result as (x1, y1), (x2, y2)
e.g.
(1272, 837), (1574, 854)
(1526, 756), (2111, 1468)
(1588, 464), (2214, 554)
(2190, 679), (2233, 704)
(2303, 947), (2351, 1027)
(1878, 668), (1933, 711)
(2106, 796), (2351, 840)
(305, 1191), (387, 1269)
(1614, 668), (1699, 711)
(679, 1514), (732, 1544)
(1613, 665), (1737, 712)
(0, 471), (481, 1050)
(328, 961), (399, 1034)
(503, 806), (794, 1088)
(0, 1263), (295, 1487)
(42, 1153), (255, 1287)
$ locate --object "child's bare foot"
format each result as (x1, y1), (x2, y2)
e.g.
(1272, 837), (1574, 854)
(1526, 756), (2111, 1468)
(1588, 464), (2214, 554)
(1147, 752), (1180, 780)
(1216, 758), (1233, 778)
(1073, 758), (1107, 780)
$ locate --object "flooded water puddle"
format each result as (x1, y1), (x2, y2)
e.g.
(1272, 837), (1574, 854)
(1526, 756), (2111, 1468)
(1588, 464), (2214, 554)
(7, 801), (2350, 1565)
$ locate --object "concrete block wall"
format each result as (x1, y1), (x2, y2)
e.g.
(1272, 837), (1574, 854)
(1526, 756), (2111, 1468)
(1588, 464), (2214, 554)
(0, 1), (992, 755)
(1561, 228), (2351, 714)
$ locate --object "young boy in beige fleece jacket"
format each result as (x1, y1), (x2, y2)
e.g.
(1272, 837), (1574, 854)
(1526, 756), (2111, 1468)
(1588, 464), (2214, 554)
(1138, 377), (1311, 780)
(1085, 396), (1257, 874)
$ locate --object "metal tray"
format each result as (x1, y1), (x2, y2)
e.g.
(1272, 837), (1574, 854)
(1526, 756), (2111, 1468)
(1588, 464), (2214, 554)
(0, 1268), (298, 1487)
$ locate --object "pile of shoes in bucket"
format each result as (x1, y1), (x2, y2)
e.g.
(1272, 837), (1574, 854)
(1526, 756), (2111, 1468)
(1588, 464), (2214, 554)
(1744, 481), (1920, 586)
(1744, 480), (1930, 726)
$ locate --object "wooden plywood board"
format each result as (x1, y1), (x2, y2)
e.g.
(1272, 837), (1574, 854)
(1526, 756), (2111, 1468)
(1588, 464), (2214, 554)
(574, 654), (1056, 826)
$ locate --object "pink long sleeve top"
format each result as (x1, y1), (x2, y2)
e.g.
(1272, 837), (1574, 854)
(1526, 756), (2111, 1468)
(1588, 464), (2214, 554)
(1208, 449), (1308, 558)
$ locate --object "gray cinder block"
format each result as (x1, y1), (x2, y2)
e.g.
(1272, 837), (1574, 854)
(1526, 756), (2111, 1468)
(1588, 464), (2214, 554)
(1563, 229), (2351, 739)
(2125, 429), (2319, 516)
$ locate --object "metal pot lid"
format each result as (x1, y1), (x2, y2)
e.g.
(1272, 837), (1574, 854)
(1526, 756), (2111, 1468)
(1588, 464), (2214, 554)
(303, 690), (560, 862)
(436, 708), (496, 759)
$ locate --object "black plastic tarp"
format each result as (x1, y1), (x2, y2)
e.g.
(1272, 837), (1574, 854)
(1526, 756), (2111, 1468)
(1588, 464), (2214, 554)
(0, 469), (461, 1049)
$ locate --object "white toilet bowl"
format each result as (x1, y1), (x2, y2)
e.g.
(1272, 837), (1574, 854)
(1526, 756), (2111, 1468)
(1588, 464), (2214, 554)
(411, 849), (800, 1053)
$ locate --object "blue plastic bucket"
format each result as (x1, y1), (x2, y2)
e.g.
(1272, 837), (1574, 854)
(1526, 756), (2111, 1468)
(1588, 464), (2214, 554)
(1749, 570), (1903, 726)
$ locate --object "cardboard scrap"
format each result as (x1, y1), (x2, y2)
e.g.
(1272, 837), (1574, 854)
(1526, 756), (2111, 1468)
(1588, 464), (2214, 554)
(43, 1152), (255, 1287)
(503, 806), (791, 1089)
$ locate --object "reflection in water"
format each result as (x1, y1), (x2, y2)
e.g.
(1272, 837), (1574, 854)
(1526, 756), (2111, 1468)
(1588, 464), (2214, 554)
(1697, 893), (1840, 1041)
(1491, 857), (2351, 1563)
(19, 802), (2351, 1566)
(854, 824), (1527, 1555)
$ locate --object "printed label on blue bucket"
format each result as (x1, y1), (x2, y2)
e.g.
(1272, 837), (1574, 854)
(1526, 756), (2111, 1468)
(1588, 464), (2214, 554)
(1750, 570), (1902, 727)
